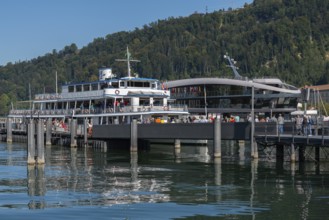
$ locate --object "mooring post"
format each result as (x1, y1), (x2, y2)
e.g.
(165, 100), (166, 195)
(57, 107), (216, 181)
(45, 118), (52, 146)
(37, 119), (45, 164)
(213, 117), (221, 158)
(27, 119), (36, 165)
(290, 143), (296, 162)
(70, 118), (77, 147)
(130, 119), (138, 152)
(6, 117), (12, 143)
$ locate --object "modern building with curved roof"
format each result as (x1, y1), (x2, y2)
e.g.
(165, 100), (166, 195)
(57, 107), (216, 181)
(164, 76), (301, 118)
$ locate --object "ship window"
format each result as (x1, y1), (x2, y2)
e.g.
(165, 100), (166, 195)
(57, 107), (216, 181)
(76, 85), (82, 92)
(68, 85), (74, 93)
(134, 81), (143, 87)
(112, 82), (119, 88)
(91, 83), (98, 90)
(83, 84), (90, 91)
(120, 81), (125, 87)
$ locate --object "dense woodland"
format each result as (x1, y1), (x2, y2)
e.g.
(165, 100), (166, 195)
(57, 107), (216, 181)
(0, 0), (329, 115)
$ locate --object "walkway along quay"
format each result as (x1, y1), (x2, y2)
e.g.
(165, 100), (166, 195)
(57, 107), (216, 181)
(1, 118), (329, 163)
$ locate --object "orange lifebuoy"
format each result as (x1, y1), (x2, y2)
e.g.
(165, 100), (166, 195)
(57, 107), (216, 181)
(115, 90), (120, 95)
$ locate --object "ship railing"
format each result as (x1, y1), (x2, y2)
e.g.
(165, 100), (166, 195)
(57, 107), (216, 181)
(170, 90), (246, 99)
(9, 104), (188, 117)
(35, 93), (61, 100)
(9, 109), (73, 116)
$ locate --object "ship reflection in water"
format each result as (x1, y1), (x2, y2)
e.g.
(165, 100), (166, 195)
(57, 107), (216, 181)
(1, 141), (329, 219)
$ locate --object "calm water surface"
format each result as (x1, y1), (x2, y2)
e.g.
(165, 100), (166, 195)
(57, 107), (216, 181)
(0, 141), (329, 219)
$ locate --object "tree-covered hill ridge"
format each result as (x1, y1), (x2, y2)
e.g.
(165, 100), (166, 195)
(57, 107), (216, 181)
(0, 0), (328, 115)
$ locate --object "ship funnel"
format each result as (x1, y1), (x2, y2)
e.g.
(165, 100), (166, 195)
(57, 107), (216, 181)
(99, 68), (113, 81)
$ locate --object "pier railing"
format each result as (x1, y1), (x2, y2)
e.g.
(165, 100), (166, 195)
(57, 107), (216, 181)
(2, 119), (329, 143)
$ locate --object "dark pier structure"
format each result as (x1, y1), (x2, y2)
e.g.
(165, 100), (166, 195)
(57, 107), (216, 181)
(1, 118), (329, 163)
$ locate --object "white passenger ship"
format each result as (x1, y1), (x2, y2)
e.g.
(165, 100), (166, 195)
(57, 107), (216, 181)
(8, 47), (189, 126)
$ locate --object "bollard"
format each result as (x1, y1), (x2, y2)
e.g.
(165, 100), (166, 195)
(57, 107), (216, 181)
(213, 117), (221, 158)
(130, 119), (138, 152)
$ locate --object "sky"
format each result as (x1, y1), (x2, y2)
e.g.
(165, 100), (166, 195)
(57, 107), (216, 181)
(0, 0), (253, 66)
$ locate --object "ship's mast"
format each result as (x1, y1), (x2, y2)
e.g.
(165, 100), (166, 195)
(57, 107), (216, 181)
(116, 46), (140, 77)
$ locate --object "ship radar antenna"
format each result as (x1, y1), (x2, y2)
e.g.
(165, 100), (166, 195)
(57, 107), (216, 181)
(224, 53), (243, 79)
(116, 46), (140, 78)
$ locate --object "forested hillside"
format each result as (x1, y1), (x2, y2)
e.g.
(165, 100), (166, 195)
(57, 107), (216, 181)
(0, 0), (328, 115)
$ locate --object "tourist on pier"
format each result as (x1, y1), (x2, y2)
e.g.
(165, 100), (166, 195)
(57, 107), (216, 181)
(271, 115), (277, 123)
(307, 116), (313, 136)
(295, 115), (303, 135)
(87, 120), (93, 136)
(302, 115), (308, 135)
(278, 114), (284, 134)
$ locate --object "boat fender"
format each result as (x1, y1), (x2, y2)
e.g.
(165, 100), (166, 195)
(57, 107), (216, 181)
(163, 106), (168, 111)
(115, 90), (120, 95)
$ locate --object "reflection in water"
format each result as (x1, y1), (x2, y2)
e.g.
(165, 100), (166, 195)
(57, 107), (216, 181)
(27, 165), (46, 209)
(214, 158), (221, 186)
(1, 142), (329, 219)
(250, 159), (258, 220)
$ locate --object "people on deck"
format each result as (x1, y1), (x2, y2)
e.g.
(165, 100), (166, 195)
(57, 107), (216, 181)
(277, 114), (284, 134)
(295, 115), (303, 135)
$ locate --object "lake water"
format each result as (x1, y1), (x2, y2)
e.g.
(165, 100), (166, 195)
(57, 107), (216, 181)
(0, 140), (329, 219)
